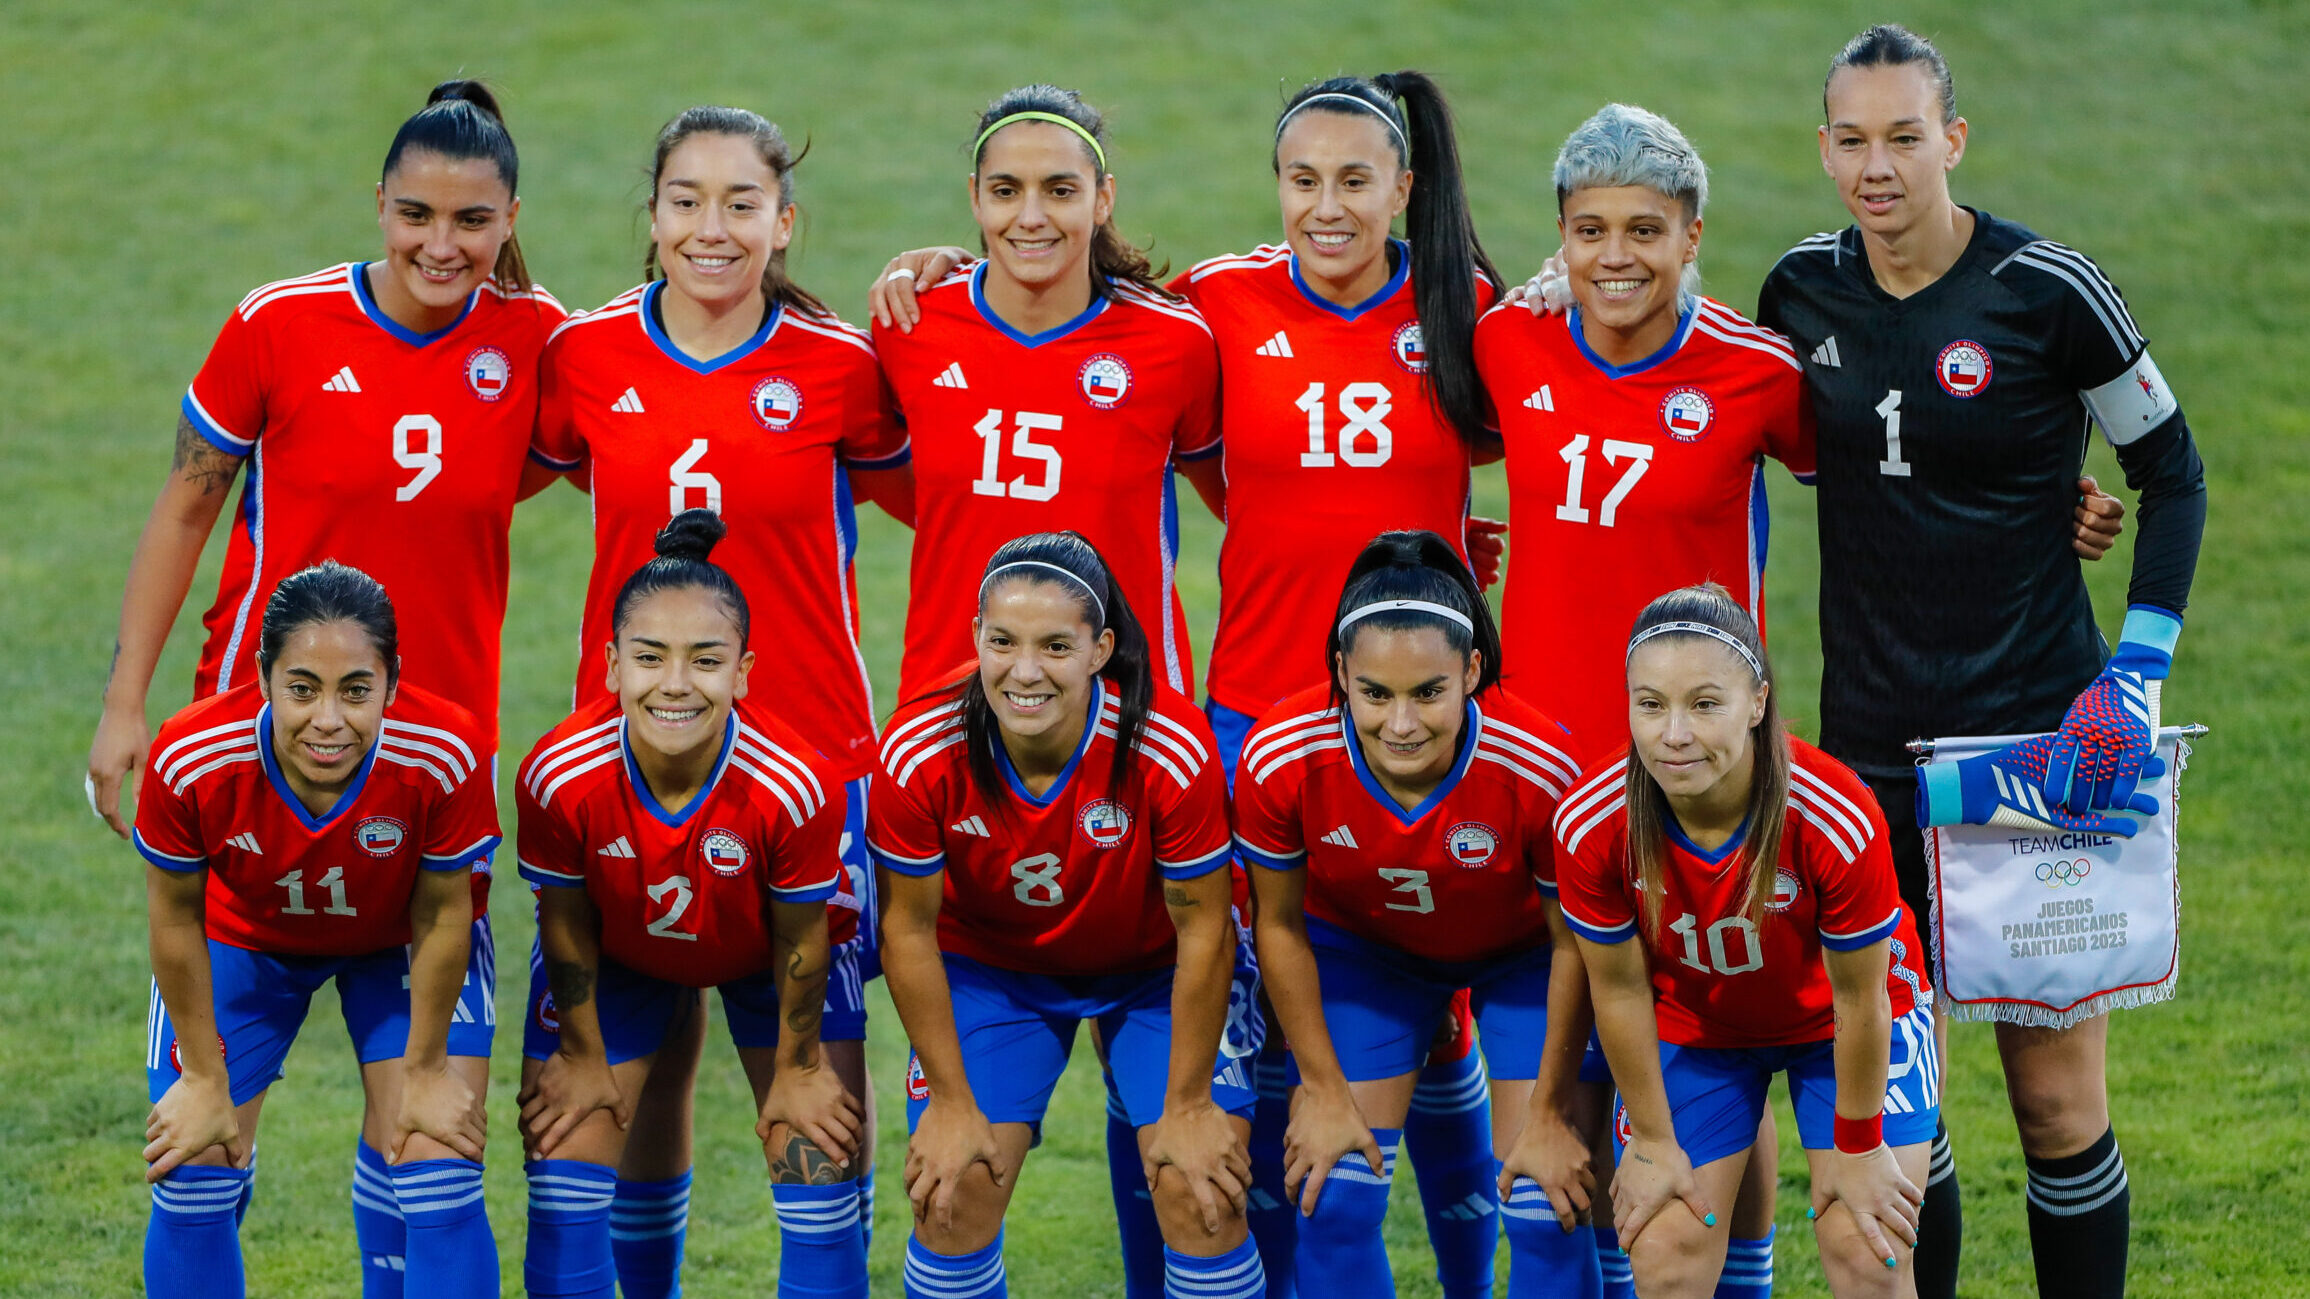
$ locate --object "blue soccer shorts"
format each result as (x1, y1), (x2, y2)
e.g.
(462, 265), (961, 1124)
(1204, 700), (1258, 792)
(1611, 1003), (1942, 1168)
(521, 934), (868, 1065)
(146, 920), (497, 1107)
(837, 776), (881, 983)
(1291, 915), (1554, 1085)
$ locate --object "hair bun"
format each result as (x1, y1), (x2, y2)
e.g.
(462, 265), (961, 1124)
(653, 508), (727, 563)
(427, 79), (504, 121)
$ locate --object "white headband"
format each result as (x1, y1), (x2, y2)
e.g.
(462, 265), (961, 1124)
(981, 560), (1105, 625)
(1276, 92), (1410, 156)
(1626, 620), (1764, 679)
(1337, 599), (1474, 637)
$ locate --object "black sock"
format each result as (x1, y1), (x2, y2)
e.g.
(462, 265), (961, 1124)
(2025, 1125), (2129, 1298)
(1914, 1121), (1963, 1299)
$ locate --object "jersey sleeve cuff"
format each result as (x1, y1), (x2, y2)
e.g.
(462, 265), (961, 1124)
(1560, 906), (1637, 946)
(1790, 469), (1819, 485)
(527, 445), (583, 472)
(181, 389), (252, 455)
(868, 838), (944, 877)
(1231, 835), (1306, 872)
(516, 857), (586, 889)
(422, 834), (501, 872)
(770, 871), (841, 904)
(1819, 907), (1901, 951)
(842, 442), (912, 470)
(133, 829), (207, 873)
(1172, 436), (1224, 464)
(1156, 843), (1234, 880)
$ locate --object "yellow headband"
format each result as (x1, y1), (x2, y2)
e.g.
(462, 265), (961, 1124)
(973, 110), (1107, 172)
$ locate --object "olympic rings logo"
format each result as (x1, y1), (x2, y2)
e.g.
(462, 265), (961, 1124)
(2036, 858), (2093, 887)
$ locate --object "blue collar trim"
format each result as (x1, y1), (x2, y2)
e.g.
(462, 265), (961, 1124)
(996, 678), (1105, 807)
(1289, 238), (1410, 321)
(1343, 698), (1481, 826)
(353, 262), (477, 347)
(970, 261), (1109, 347)
(1666, 810), (1752, 865)
(256, 704), (383, 832)
(622, 713), (737, 828)
(1567, 299), (1696, 379)
(640, 280), (783, 374)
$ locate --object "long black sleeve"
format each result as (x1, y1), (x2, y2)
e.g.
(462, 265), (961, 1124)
(2112, 410), (2207, 616)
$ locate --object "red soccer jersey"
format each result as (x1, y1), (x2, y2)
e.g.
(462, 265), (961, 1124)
(1477, 299), (1815, 753)
(873, 264), (1220, 702)
(514, 697), (850, 989)
(132, 682), (500, 956)
(1233, 685), (1580, 963)
(181, 263), (566, 748)
(867, 678), (1232, 976)
(530, 284), (907, 780)
(1552, 739), (1930, 1049)
(1174, 244), (1495, 716)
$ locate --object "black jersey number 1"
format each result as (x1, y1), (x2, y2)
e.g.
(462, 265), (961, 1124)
(1874, 389), (1913, 478)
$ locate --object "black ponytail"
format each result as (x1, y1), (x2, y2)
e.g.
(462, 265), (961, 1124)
(610, 509), (750, 648)
(382, 80), (531, 295)
(257, 561), (399, 686)
(955, 531), (1153, 802)
(1276, 72), (1501, 446)
(1326, 529), (1501, 700)
(971, 85), (1177, 303)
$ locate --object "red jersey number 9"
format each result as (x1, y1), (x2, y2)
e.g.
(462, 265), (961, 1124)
(393, 415), (442, 501)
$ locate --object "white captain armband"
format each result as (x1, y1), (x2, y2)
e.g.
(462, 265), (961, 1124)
(2082, 350), (2180, 446)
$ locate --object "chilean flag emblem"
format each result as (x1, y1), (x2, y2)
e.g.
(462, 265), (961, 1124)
(751, 376), (803, 430)
(1392, 321), (1428, 373)
(1936, 339), (1993, 398)
(1078, 354), (1132, 409)
(1659, 386), (1714, 442)
(464, 346), (511, 402)
(354, 816), (407, 858)
(701, 828), (750, 877)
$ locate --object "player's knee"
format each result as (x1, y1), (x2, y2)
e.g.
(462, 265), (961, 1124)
(910, 1162), (1010, 1255)
(1625, 1212), (1717, 1299)
(1809, 1208), (1901, 1299)
(2004, 1077), (2103, 1157)
(1150, 1163), (1250, 1245)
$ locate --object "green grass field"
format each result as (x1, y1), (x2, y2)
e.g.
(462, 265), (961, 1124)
(4, 1), (2306, 1293)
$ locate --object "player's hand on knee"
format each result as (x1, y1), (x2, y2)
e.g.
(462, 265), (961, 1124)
(1810, 1143), (1921, 1270)
(869, 247), (972, 332)
(1144, 1098), (1252, 1234)
(1611, 1135), (1711, 1245)
(144, 1072), (242, 1181)
(2070, 475), (2126, 561)
(87, 706), (149, 839)
(517, 1048), (628, 1158)
(756, 1059), (863, 1172)
(391, 1059), (485, 1163)
(1281, 1084), (1380, 1217)
(905, 1097), (1009, 1232)
(1498, 1111), (1594, 1232)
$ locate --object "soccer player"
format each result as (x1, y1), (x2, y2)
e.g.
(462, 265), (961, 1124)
(88, 81), (560, 1294)
(527, 105), (909, 1288)
(514, 512), (866, 1299)
(869, 532), (1265, 1299)
(868, 85), (1223, 702)
(1554, 585), (1939, 1299)
(136, 563), (500, 1298)
(1754, 28), (2208, 1297)
(1233, 531), (1589, 1298)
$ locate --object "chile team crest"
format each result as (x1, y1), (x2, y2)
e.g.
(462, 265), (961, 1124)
(1078, 798), (1133, 848)
(465, 346), (511, 401)
(1659, 386), (1714, 441)
(905, 1052), (930, 1102)
(168, 1033), (227, 1076)
(751, 376), (803, 430)
(534, 987), (560, 1034)
(354, 816), (406, 858)
(1078, 353), (1132, 408)
(1392, 321), (1428, 373)
(1445, 822), (1499, 868)
(1768, 867), (1802, 912)
(700, 829), (750, 877)
(1936, 339), (1993, 397)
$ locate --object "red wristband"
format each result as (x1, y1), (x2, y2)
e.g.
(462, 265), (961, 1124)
(1833, 1113), (1883, 1154)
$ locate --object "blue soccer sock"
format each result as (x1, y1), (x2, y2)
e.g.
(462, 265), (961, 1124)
(1247, 1051), (1297, 1299)
(1498, 1167), (1601, 1299)
(1716, 1228), (1774, 1298)
(857, 1172), (876, 1254)
(352, 1141), (406, 1297)
(236, 1146), (259, 1227)
(1594, 1224), (1634, 1298)
(146, 1164), (250, 1299)
(903, 1230), (1007, 1299)
(1166, 1236), (1267, 1299)
(1291, 1127), (1398, 1298)
(773, 1182), (869, 1299)
(611, 1169), (692, 1299)
(525, 1159), (619, 1298)
(390, 1158), (496, 1299)
(1104, 1075), (1165, 1299)
(1405, 1053), (1496, 1299)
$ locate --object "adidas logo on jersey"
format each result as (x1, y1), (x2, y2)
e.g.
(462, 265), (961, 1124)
(596, 837), (636, 858)
(322, 366), (361, 393)
(1320, 825), (1359, 849)
(932, 362), (968, 389)
(950, 816), (990, 838)
(1810, 336), (1842, 368)
(1254, 331), (1294, 358)
(612, 388), (645, 413)
(226, 832), (262, 854)
(1523, 386), (1554, 412)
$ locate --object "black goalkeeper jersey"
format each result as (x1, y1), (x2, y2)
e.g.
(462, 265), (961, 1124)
(1757, 209), (2202, 779)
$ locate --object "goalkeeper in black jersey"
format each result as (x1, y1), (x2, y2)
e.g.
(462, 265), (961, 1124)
(1756, 26), (2206, 1299)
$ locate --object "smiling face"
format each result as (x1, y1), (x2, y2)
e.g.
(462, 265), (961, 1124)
(1275, 109), (1410, 301)
(605, 586), (754, 763)
(651, 132), (792, 314)
(259, 619), (396, 801)
(1819, 62), (1967, 242)
(974, 578), (1114, 749)
(1336, 624), (1478, 799)
(970, 121), (1113, 297)
(1626, 636), (1766, 807)
(1558, 184), (1699, 343)
(372, 150), (517, 328)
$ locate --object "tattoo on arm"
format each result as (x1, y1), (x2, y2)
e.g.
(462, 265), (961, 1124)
(172, 414), (242, 497)
(1163, 885), (1199, 908)
(545, 958), (595, 1011)
(768, 1130), (850, 1185)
